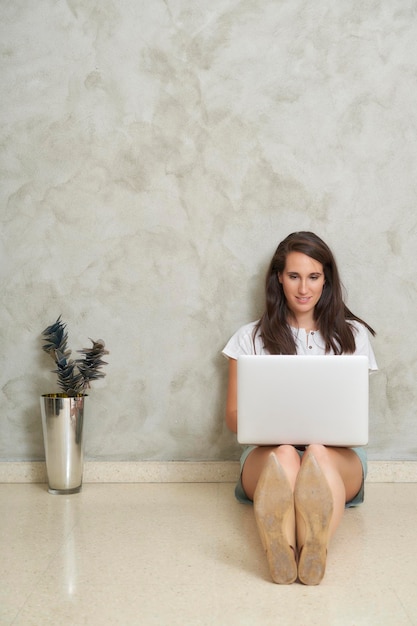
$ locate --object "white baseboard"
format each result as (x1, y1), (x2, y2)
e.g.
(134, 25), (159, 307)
(0, 460), (416, 484)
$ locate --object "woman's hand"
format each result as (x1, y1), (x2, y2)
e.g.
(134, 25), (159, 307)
(225, 358), (238, 433)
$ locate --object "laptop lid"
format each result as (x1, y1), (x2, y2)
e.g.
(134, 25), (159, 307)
(237, 355), (369, 446)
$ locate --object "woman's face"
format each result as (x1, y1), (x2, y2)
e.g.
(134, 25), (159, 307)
(278, 251), (325, 322)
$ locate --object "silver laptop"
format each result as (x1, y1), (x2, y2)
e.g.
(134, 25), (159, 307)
(237, 355), (369, 446)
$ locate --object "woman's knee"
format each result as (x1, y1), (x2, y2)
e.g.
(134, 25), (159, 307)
(275, 444), (301, 464)
(274, 445), (301, 487)
(305, 444), (331, 464)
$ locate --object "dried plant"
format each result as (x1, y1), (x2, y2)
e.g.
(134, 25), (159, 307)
(41, 316), (109, 396)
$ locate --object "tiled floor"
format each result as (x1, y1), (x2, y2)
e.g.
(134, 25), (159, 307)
(1, 482), (416, 626)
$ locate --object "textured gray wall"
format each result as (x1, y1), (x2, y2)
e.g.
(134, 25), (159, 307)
(1, 1), (416, 461)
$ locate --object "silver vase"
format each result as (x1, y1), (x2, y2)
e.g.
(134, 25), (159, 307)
(40, 394), (87, 494)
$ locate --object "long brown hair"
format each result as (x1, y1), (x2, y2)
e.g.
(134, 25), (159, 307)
(254, 232), (375, 354)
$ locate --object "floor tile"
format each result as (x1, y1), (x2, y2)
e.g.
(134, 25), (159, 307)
(1, 482), (416, 625)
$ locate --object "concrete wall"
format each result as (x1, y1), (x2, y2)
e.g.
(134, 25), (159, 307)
(1, 1), (416, 461)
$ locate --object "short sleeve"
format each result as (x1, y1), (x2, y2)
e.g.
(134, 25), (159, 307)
(222, 321), (264, 359)
(349, 321), (378, 371)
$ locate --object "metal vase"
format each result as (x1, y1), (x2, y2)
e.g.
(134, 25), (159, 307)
(40, 394), (87, 494)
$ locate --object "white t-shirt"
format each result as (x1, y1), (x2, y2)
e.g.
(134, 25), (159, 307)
(222, 320), (378, 371)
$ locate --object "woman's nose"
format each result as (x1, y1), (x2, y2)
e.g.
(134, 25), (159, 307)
(298, 280), (308, 293)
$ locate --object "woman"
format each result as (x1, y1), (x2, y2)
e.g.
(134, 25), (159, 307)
(222, 232), (378, 585)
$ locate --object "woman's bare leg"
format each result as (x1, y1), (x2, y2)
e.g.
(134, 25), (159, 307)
(295, 444), (363, 585)
(296, 444), (363, 543)
(240, 444), (363, 585)
(242, 446), (301, 584)
(242, 444), (301, 550)
(241, 444), (301, 498)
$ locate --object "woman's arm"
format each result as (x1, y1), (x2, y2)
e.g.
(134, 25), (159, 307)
(225, 358), (238, 433)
